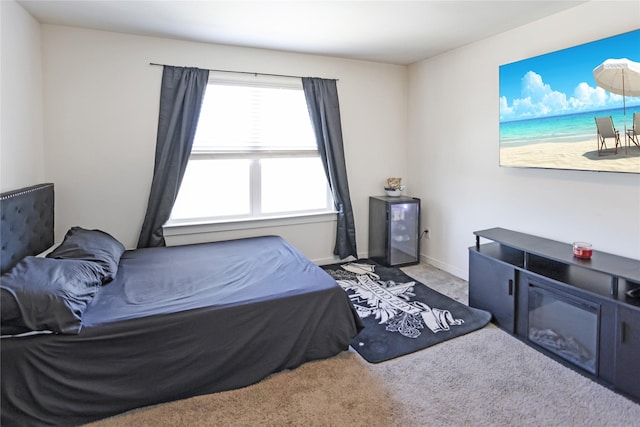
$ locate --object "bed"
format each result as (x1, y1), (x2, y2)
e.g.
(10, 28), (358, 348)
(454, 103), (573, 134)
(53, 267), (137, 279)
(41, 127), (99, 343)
(0, 183), (363, 427)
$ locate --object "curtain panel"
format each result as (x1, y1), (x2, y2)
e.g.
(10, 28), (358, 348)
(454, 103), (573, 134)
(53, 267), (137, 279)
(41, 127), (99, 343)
(137, 66), (209, 248)
(302, 77), (357, 259)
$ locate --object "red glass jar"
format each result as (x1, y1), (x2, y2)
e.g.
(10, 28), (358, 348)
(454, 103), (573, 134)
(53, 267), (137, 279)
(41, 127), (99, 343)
(573, 242), (593, 259)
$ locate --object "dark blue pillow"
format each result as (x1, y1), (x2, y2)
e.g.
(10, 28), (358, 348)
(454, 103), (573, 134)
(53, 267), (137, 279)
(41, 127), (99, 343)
(47, 227), (125, 284)
(0, 257), (102, 334)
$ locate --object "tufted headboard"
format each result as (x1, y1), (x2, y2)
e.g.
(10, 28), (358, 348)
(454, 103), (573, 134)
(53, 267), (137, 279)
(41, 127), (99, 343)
(0, 183), (54, 274)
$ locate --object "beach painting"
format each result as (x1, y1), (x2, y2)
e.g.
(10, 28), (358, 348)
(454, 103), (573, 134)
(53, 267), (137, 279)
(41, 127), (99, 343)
(499, 30), (640, 174)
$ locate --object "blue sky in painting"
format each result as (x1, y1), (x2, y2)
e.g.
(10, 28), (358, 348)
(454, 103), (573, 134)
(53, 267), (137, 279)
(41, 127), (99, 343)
(499, 30), (640, 122)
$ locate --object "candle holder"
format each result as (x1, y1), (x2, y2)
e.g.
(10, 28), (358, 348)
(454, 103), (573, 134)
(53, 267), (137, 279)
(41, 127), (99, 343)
(573, 242), (593, 259)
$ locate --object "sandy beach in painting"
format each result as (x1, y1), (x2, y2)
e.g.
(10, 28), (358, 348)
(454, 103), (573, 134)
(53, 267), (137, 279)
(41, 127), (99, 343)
(500, 139), (640, 174)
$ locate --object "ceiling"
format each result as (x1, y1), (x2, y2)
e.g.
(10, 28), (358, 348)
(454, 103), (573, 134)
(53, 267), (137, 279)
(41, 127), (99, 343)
(17, 0), (586, 65)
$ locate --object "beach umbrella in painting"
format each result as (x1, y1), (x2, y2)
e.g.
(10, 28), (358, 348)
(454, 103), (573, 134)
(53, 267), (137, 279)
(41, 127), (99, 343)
(593, 58), (640, 135)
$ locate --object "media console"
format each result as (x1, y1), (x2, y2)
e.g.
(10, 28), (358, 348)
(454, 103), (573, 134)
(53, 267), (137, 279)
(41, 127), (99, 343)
(468, 227), (640, 402)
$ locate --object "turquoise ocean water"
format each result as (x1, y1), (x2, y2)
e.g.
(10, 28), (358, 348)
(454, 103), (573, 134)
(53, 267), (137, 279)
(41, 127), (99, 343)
(500, 105), (640, 147)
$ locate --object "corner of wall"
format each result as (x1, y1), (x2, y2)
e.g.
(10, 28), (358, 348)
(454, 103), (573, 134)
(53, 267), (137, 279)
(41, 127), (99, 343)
(1, 0), (45, 191)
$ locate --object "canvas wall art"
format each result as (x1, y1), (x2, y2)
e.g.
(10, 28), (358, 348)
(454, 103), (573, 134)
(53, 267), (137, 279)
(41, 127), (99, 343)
(499, 29), (640, 174)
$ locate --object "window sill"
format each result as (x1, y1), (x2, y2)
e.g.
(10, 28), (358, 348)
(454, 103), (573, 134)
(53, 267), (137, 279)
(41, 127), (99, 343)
(163, 211), (338, 237)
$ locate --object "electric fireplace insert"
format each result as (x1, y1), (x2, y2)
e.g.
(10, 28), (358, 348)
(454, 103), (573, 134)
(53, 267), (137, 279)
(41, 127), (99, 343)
(528, 283), (599, 375)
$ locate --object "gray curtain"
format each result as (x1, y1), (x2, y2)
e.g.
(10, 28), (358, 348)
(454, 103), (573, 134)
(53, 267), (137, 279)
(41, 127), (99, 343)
(302, 77), (357, 259)
(137, 66), (209, 248)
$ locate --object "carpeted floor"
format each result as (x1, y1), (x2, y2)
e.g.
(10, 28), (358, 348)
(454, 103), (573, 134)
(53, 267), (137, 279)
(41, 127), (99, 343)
(86, 263), (640, 427)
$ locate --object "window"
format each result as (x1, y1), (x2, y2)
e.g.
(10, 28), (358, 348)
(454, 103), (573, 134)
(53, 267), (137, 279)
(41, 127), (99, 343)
(168, 73), (334, 225)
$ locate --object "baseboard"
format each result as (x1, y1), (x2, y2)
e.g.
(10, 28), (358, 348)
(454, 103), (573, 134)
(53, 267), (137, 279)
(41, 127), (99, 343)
(316, 252), (467, 281)
(419, 253), (466, 281)
(313, 253), (360, 266)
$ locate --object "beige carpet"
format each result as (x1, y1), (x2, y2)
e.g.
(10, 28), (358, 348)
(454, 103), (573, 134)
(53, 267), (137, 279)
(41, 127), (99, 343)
(86, 263), (640, 427)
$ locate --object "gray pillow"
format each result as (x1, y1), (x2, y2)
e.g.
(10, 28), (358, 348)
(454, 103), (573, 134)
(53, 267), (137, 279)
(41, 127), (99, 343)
(1, 257), (102, 334)
(47, 227), (125, 284)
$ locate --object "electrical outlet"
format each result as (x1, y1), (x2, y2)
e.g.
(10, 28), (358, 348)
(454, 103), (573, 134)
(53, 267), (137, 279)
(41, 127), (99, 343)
(423, 229), (431, 239)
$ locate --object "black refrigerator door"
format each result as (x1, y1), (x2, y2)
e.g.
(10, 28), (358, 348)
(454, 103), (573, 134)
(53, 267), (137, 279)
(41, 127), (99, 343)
(388, 201), (419, 265)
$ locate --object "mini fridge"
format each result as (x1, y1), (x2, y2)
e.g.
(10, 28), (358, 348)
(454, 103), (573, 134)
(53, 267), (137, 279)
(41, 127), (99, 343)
(368, 196), (420, 266)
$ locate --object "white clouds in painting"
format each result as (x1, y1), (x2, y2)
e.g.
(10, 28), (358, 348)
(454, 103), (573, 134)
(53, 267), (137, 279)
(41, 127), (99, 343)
(500, 71), (637, 122)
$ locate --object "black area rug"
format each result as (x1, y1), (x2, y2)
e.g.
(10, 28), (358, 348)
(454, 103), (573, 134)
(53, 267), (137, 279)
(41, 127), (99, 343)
(322, 260), (491, 363)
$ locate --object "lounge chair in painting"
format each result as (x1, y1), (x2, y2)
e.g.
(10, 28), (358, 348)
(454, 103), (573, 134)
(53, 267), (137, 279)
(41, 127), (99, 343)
(594, 116), (621, 156)
(625, 112), (640, 151)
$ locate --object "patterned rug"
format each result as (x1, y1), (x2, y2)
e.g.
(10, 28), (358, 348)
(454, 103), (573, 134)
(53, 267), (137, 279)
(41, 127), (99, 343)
(322, 260), (491, 363)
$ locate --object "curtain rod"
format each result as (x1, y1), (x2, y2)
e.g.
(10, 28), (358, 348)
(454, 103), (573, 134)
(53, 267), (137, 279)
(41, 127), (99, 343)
(149, 62), (337, 81)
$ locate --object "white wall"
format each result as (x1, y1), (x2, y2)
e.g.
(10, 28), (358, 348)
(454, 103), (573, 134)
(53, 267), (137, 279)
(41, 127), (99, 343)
(40, 25), (407, 262)
(408, 1), (640, 278)
(7, 1), (639, 273)
(0, 0), (45, 191)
